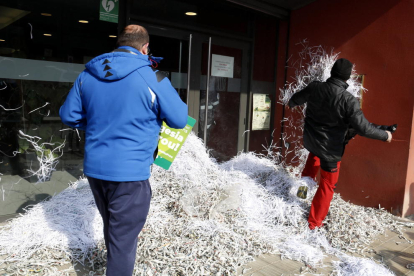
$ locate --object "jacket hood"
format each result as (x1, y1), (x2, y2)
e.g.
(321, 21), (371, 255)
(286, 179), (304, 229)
(327, 77), (349, 90)
(85, 46), (150, 81)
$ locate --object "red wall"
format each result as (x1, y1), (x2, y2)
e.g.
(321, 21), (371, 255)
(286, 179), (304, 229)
(279, 0), (414, 215)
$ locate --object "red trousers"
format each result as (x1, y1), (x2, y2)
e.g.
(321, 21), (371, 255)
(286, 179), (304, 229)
(302, 153), (341, 229)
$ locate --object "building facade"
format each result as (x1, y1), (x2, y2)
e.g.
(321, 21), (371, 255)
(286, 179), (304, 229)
(0, 0), (412, 219)
(280, 0), (414, 217)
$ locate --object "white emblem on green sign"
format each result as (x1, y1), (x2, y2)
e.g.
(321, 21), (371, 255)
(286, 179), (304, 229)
(154, 116), (196, 170)
(100, 0), (119, 23)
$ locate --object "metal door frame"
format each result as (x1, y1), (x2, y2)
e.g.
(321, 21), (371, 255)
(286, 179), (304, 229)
(129, 20), (252, 154)
(193, 34), (250, 154)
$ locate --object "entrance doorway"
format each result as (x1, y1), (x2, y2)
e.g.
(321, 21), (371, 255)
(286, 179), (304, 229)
(147, 35), (189, 104)
(140, 24), (251, 162)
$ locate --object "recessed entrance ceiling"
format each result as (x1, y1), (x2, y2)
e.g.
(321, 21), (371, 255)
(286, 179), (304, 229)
(259, 0), (317, 10)
(227, 0), (317, 18)
(0, 6), (30, 30)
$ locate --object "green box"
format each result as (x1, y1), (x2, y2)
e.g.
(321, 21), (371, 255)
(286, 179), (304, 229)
(99, 0), (119, 23)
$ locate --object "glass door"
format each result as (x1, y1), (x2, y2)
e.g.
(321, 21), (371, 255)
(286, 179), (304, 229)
(143, 26), (190, 104)
(142, 24), (250, 162)
(197, 36), (250, 161)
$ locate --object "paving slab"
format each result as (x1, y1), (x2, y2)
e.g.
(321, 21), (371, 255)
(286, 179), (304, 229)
(238, 225), (414, 276)
(1, 214), (413, 275)
(0, 171), (77, 221)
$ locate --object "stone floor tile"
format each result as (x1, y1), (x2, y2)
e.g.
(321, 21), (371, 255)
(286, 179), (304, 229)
(385, 251), (414, 275)
(405, 268), (414, 276)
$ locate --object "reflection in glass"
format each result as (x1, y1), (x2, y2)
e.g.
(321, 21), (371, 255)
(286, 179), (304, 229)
(149, 35), (189, 103)
(0, 0), (117, 217)
(199, 43), (242, 162)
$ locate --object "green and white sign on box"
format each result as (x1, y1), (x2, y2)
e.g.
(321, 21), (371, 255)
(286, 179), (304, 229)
(154, 116), (196, 170)
(100, 0), (119, 23)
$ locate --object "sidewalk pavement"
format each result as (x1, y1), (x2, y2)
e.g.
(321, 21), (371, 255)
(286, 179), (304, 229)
(1, 218), (413, 275)
(237, 220), (414, 276)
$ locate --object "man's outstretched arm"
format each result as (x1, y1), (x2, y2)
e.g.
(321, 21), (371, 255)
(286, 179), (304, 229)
(347, 97), (391, 142)
(288, 82), (316, 108)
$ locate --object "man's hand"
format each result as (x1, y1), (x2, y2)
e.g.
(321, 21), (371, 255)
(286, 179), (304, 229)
(386, 131), (392, 143)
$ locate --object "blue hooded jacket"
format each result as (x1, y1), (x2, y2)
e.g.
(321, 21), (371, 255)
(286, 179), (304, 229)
(60, 46), (188, 181)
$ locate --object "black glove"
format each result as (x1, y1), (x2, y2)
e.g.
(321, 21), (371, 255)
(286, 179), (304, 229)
(375, 124), (397, 133)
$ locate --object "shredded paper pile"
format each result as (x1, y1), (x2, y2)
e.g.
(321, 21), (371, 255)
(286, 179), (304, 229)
(0, 133), (403, 275)
(0, 43), (407, 275)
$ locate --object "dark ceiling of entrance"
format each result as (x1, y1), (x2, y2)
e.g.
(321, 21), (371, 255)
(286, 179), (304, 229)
(227, 0), (317, 18)
(260, 0), (317, 10)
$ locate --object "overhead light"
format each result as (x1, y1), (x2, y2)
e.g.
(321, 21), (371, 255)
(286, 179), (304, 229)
(41, 13), (52, 16)
(0, 39), (5, 42)
(185, 12), (197, 16)
(79, 20), (89, 23)
(109, 35), (117, 38)
(43, 34), (52, 36)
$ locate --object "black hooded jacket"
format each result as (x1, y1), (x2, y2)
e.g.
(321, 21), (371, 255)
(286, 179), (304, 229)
(288, 77), (388, 162)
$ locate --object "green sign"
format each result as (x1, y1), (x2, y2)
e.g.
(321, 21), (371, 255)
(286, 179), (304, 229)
(99, 0), (119, 23)
(154, 116), (196, 170)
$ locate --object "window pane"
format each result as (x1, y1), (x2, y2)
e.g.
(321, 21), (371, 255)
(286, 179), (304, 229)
(0, 0), (118, 218)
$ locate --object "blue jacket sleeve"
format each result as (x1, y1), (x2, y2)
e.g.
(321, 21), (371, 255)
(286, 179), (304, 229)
(158, 81), (188, 129)
(139, 70), (188, 129)
(59, 73), (87, 130)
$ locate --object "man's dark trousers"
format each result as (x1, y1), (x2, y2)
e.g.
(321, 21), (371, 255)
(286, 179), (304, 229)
(87, 177), (152, 276)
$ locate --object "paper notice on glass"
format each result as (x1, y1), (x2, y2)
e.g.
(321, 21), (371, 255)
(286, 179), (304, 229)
(252, 94), (271, 130)
(211, 54), (234, 78)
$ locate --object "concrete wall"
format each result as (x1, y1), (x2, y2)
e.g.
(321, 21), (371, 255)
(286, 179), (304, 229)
(276, 0), (414, 216)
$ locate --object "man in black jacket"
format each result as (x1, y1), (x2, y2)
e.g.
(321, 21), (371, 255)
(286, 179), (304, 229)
(288, 58), (392, 229)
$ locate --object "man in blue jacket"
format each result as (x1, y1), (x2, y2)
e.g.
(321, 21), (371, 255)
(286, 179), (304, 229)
(60, 25), (188, 275)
